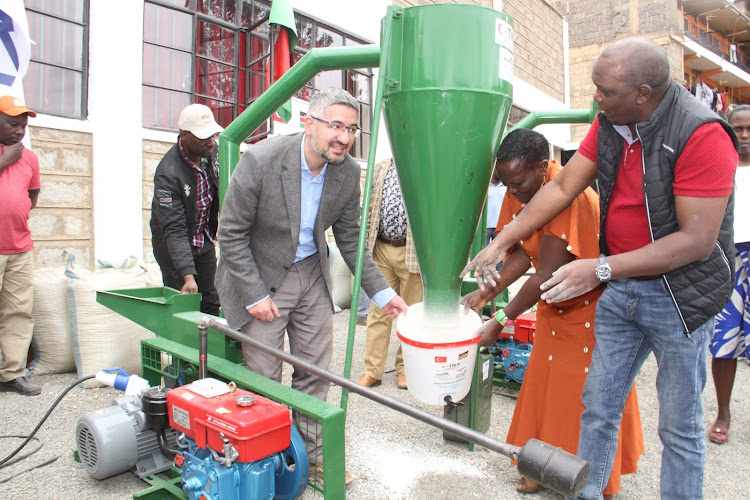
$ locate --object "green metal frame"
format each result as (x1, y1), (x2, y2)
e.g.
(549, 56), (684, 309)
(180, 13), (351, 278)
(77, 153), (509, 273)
(110, 4), (602, 497)
(96, 288), (242, 364)
(215, 42), (385, 413)
(139, 336), (347, 499)
(133, 469), (186, 500)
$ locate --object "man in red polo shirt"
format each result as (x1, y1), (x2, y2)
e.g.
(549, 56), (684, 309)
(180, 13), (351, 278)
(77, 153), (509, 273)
(464, 37), (737, 499)
(0, 96), (42, 396)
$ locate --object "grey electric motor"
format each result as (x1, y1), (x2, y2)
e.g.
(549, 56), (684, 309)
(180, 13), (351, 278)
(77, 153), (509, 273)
(76, 395), (177, 480)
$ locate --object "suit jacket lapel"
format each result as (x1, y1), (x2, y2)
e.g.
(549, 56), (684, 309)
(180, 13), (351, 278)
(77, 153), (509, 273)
(281, 136), (303, 246)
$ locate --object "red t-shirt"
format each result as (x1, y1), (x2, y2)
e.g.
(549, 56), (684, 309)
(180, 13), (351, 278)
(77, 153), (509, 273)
(0, 146), (41, 254)
(578, 115), (737, 255)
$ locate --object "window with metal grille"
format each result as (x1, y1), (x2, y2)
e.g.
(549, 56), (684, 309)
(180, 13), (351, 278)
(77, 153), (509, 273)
(143, 0), (374, 159)
(24, 0), (89, 119)
(506, 105), (530, 129)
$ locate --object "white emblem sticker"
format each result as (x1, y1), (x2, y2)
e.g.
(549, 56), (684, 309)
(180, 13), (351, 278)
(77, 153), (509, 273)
(499, 48), (514, 82)
(172, 405), (190, 429)
(207, 414), (238, 433)
(495, 18), (514, 50)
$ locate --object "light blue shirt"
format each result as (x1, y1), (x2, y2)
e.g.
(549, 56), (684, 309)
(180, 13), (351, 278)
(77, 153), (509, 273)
(295, 137), (327, 262)
(486, 182), (507, 229)
(246, 136), (395, 310)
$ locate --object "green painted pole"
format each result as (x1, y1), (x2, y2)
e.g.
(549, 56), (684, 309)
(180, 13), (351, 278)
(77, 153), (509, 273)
(339, 11), (397, 412)
(218, 45), (381, 205)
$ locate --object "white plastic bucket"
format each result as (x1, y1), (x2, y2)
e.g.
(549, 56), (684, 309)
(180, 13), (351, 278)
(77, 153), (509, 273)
(396, 303), (482, 405)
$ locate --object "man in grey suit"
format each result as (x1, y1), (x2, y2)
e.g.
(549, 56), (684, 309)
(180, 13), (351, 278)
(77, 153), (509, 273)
(216, 88), (408, 467)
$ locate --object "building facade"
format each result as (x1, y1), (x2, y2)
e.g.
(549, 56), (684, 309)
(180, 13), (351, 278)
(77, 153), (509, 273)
(555, 0), (750, 140)
(21, 0), (571, 269)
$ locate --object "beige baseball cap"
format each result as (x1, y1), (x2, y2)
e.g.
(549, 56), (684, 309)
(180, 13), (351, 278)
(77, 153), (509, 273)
(178, 104), (223, 139)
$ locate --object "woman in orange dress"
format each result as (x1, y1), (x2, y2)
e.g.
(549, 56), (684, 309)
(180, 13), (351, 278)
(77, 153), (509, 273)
(463, 129), (643, 497)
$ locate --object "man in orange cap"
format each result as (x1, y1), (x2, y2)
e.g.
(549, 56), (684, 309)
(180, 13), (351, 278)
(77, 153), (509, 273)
(0, 95), (42, 396)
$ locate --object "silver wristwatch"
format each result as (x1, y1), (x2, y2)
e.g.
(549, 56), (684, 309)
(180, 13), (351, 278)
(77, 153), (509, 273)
(595, 254), (612, 283)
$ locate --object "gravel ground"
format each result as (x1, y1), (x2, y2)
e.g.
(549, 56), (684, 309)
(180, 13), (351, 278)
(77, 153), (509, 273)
(1, 309), (748, 499)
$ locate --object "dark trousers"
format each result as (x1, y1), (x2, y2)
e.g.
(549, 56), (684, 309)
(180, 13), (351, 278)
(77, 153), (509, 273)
(154, 240), (220, 316)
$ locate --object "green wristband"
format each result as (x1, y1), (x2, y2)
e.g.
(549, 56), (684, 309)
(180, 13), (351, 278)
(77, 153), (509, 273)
(494, 310), (508, 325)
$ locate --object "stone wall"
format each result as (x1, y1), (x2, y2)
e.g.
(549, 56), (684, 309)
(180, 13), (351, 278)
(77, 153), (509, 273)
(505, 0), (566, 102)
(28, 126), (94, 269)
(553, 0), (684, 140)
(142, 139), (173, 263)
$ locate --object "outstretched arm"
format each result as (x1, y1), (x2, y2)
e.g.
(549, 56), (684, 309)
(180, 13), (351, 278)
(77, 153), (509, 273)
(476, 235), (574, 346)
(461, 152), (598, 289)
(540, 194), (730, 303)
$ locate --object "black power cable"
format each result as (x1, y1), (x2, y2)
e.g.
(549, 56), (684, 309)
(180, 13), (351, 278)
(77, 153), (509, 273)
(0, 374), (95, 483)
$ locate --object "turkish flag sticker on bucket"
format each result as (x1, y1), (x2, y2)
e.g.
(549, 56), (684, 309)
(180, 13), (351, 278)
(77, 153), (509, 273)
(434, 356), (447, 363)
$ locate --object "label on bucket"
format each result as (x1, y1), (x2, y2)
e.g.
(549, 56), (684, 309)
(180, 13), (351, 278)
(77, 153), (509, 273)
(434, 360), (468, 386)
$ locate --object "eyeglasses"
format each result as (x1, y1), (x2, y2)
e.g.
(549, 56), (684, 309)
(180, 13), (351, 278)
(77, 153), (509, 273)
(311, 116), (361, 138)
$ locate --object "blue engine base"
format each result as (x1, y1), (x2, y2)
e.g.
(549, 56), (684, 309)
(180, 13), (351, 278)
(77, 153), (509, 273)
(489, 338), (532, 384)
(176, 425), (309, 500)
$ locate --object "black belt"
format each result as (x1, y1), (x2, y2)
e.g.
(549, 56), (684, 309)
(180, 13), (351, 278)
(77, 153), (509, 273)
(377, 234), (406, 247)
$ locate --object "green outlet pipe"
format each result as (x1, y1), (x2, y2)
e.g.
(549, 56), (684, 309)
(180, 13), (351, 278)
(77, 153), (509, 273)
(506, 103), (598, 137)
(218, 45), (381, 203)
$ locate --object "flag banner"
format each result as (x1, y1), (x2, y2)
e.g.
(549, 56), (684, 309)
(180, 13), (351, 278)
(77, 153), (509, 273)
(0, 0), (32, 146)
(0, 1), (31, 91)
(268, 0), (298, 123)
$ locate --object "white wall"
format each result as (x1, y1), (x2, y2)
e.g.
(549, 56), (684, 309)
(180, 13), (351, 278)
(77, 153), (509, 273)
(31, 0), (146, 263)
(88, 0), (145, 262)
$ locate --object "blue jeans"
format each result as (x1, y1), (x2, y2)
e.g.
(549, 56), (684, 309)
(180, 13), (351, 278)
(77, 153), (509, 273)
(577, 278), (711, 500)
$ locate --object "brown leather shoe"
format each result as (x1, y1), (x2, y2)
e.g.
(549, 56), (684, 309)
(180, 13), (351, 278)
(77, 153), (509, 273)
(356, 373), (381, 387)
(0, 376), (42, 396)
(397, 372), (407, 389)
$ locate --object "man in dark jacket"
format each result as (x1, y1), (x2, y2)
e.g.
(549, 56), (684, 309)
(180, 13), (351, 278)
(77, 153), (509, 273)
(150, 104), (222, 315)
(463, 37), (737, 500)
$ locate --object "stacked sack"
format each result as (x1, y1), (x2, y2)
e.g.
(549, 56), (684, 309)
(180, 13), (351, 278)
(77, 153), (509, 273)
(28, 255), (164, 388)
(329, 242), (356, 312)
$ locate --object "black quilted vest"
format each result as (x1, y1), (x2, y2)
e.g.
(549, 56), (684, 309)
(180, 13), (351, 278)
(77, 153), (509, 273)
(597, 80), (737, 335)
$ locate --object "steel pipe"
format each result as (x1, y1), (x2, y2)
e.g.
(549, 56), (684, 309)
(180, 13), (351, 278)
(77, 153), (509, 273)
(198, 324), (208, 380)
(200, 317), (588, 498)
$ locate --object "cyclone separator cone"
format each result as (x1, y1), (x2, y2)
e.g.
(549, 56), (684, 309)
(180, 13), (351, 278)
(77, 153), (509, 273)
(381, 4), (514, 325)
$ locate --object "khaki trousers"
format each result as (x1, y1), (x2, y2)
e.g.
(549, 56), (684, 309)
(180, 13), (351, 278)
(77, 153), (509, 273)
(363, 240), (423, 379)
(0, 251), (34, 382)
